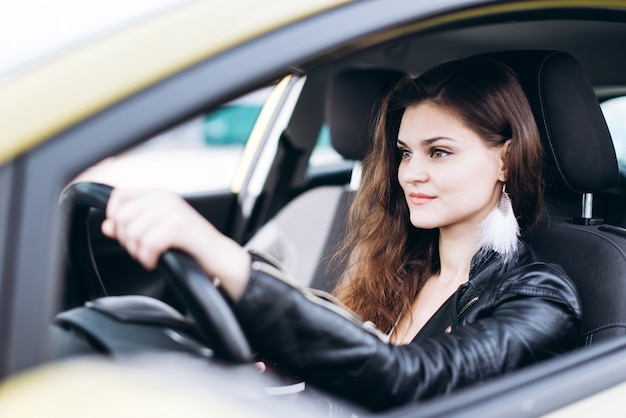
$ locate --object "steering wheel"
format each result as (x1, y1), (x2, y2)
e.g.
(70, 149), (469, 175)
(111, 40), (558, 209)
(60, 182), (253, 363)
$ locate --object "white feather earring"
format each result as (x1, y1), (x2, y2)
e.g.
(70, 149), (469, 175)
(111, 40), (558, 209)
(478, 184), (520, 260)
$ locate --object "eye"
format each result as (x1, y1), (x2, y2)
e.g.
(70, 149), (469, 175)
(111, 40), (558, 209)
(429, 148), (450, 159)
(397, 147), (412, 160)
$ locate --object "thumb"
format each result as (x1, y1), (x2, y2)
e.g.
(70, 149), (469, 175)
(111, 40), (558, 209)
(101, 218), (116, 239)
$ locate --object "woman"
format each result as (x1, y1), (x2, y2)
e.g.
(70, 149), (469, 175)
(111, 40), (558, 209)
(101, 57), (581, 411)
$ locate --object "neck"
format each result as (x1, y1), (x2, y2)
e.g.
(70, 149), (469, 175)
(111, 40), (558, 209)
(436, 229), (480, 282)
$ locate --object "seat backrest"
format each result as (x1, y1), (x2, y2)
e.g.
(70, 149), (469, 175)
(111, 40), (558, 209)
(245, 69), (404, 290)
(490, 50), (626, 346)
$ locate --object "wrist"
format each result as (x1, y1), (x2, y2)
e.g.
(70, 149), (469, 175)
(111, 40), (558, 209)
(190, 225), (250, 302)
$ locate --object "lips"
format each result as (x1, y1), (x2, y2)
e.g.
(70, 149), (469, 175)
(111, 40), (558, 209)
(409, 192), (436, 205)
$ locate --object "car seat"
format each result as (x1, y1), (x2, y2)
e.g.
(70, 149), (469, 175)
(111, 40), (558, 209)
(245, 69), (404, 291)
(489, 50), (626, 346)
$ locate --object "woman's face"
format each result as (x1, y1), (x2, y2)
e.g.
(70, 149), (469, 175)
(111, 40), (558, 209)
(397, 103), (508, 238)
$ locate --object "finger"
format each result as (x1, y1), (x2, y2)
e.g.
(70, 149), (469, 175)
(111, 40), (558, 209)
(101, 218), (116, 239)
(108, 190), (168, 253)
(106, 188), (159, 223)
(121, 206), (178, 262)
(133, 204), (209, 270)
(255, 361), (267, 373)
(133, 221), (182, 270)
(105, 188), (133, 220)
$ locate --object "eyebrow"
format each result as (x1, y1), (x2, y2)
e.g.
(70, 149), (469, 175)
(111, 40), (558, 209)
(396, 137), (456, 147)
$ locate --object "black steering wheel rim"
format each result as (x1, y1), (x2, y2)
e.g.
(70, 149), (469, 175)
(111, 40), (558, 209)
(60, 181), (253, 363)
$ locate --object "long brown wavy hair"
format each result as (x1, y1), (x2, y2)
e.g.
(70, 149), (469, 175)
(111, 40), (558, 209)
(332, 57), (543, 334)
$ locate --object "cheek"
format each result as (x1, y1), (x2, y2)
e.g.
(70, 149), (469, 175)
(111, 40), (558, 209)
(453, 165), (501, 203)
(434, 165), (490, 205)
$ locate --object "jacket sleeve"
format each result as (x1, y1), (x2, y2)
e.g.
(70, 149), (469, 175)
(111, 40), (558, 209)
(232, 255), (581, 411)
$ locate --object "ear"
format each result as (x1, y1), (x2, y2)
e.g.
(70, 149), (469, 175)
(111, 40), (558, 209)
(497, 139), (512, 182)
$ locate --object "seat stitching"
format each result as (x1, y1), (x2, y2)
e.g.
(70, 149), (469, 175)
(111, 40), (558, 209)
(540, 221), (626, 261)
(583, 323), (626, 335)
(537, 52), (574, 191)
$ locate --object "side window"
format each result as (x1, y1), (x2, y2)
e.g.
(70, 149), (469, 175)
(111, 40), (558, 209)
(309, 123), (345, 167)
(601, 96), (626, 171)
(74, 86), (273, 193)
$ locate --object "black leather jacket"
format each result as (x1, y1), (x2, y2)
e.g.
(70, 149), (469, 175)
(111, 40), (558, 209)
(233, 241), (582, 411)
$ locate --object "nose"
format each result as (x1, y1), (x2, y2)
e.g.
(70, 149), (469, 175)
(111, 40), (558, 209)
(399, 156), (429, 184)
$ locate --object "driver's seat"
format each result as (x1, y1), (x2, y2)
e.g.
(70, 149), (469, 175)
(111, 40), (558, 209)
(490, 50), (626, 346)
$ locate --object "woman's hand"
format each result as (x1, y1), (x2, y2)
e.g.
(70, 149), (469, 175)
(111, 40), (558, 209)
(101, 188), (251, 301)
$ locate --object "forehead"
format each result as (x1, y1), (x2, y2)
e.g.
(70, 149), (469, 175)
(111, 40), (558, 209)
(398, 103), (480, 144)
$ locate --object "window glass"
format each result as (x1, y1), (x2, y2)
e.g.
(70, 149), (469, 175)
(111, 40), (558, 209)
(601, 96), (626, 170)
(309, 123), (346, 167)
(74, 86), (272, 193)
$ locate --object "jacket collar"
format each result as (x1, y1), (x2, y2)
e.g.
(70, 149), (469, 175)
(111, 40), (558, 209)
(468, 242), (526, 293)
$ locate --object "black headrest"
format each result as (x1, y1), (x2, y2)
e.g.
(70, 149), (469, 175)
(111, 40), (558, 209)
(487, 50), (618, 194)
(326, 69), (405, 161)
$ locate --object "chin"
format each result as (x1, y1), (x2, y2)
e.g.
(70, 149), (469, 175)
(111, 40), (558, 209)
(409, 216), (440, 230)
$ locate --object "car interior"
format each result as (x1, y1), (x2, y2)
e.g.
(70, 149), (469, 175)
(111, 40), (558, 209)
(246, 48), (626, 348)
(49, 7), (626, 415)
